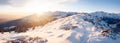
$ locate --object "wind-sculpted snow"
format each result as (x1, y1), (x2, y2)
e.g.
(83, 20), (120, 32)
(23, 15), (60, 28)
(0, 11), (120, 43)
(84, 12), (120, 39)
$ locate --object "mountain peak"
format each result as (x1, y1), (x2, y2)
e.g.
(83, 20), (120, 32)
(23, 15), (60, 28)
(0, 11), (120, 43)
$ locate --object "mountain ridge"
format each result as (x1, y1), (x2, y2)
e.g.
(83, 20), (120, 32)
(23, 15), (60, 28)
(0, 11), (120, 43)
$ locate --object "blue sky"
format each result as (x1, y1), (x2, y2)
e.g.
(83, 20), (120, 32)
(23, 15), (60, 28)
(0, 0), (120, 13)
(64, 0), (120, 12)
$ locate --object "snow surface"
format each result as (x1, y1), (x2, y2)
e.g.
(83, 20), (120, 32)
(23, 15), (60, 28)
(0, 12), (120, 43)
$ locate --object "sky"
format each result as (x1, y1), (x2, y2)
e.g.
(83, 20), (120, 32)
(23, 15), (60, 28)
(0, 0), (120, 13)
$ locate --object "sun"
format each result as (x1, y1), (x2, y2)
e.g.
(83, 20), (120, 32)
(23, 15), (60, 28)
(3, 0), (65, 14)
(20, 0), (53, 13)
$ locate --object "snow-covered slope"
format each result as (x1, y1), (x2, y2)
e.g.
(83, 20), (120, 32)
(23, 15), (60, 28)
(43, 11), (79, 19)
(0, 11), (120, 43)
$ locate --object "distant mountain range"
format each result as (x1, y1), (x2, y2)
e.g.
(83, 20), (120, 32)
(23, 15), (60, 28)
(0, 12), (32, 23)
(0, 11), (78, 32)
(0, 11), (119, 33)
(0, 11), (120, 43)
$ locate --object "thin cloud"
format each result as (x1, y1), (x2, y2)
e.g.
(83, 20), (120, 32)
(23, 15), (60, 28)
(0, 0), (78, 7)
(43, 0), (78, 4)
(61, 0), (78, 3)
(0, 0), (79, 12)
(0, 0), (9, 5)
(0, 0), (29, 7)
(9, 0), (29, 7)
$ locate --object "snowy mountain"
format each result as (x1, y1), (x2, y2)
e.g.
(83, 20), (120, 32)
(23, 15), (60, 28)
(42, 11), (79, 19)
(0, 11), (120, 43)
(0, 11), (78, 32)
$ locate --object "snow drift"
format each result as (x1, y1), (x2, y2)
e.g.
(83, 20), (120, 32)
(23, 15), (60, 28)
(0, 11), (120, 43)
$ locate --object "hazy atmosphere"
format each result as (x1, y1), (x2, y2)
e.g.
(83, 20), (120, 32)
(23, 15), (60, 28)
(0, 0), (120, 13)
(0, 0), (120, 43)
